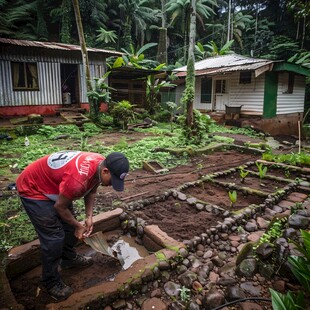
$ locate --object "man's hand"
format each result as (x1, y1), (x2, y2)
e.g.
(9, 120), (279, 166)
(83, 217), (93, 237)
(54, 194), (87, 239)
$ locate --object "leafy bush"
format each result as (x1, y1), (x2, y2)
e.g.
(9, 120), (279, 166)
(153, 109), (171, 122)
(178, 110), (213, 145)
(262, 152), (310, 166)
(270, 229), (310, 310)
(110, 100), (135, 130)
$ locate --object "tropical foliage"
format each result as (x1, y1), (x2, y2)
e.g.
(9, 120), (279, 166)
(1, 0), (309, 67)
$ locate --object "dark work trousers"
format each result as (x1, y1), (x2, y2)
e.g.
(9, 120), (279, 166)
(20, 197), (78, 289)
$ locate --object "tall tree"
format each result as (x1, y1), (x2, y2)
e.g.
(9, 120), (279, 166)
(71, 0), (95, 119)
(157, 0), (168, 64)
(166, 0), (216, 63)
(184, 0), (196, 131)
(118, 0), (159, 50)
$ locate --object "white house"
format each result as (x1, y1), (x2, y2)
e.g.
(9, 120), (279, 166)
(173, 54), (310, 135)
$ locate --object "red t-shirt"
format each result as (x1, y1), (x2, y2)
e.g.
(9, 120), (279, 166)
(16, 151), (104, 201)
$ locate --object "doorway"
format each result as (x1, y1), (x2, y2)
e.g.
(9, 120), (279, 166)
(60, 64), (79, 104)
(214, 79), (228, 111)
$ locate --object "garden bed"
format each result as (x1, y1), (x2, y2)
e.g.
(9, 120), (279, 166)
(178, 180), (267, 212)
(129, 195), (225, 242)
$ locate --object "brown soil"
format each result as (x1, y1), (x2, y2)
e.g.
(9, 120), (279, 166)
(214, 171), (291, 194)
(246, 164), (310, 181)
(131, 196), (225, 241)
(180, 181), (266, 211)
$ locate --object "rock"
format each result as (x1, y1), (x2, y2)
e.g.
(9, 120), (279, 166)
(240, 302), (263, 310)
(177, 192), (187, 201)
(256, 217), (269, 229)
(188, 301), (200, 310)
(178, 270), (198, 287)
(196, 203), (204, 211)
(244, 221), (257, 232)
(236, 242), (255, 265)
(177, 264), (188, 275)
(272, 280), (286, 292)
(247, 231), (264, 243)
(236, 258), (257, 278)
(240, 282), (262, 296)
(163, 281), (180, 298)
(226, 285), (246, 301)
(258, 262), (275, 279)
(256, 242), (274, 260)
(218, 277), (238, 286)
(203, 250), (213, 259)
(288, 214), (309, 229)
(212, 256), (224, 267)
(141, 297), (168, 310)
(187, 197), (197, 204)
(209, 271), (219, 283)
(112, 299), (127, 309)
(192, 281), (203, 291)
(203, 288), (225, 310)
(150, 289), (162, 298)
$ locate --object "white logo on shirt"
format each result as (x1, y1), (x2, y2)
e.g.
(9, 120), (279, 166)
(76, 154), (91, 176)
(47, 151), (80, 169)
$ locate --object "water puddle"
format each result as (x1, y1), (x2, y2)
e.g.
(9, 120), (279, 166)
(84, 232), (149, 270)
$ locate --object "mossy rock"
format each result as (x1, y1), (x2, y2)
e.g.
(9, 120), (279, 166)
(236, 241), (255, 266)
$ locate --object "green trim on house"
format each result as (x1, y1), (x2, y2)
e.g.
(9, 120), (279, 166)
(263, 72), (278, 118)
(273, 62), (310, 77)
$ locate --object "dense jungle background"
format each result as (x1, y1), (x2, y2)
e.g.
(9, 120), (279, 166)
(1, 0), (309, 67)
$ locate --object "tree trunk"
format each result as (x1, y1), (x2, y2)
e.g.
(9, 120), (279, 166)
(157, 27), (168, 64)
(227, 0), (231, 43)
(157, 1), (168, 64)
(185, 0), (196, 129)
(71, 0), (95, 119)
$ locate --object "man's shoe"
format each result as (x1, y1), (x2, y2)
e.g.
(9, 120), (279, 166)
(61, 254), (93, 270)
(47, 281), (73, 301)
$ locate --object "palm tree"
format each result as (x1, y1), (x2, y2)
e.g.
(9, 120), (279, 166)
(0, 0), (37, 39)
(166, 0), (217, 63)
(196, 39), (234, 58)
(118, 0), (159, 50)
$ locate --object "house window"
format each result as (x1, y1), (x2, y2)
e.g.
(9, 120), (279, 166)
(239, 71), (251, 84)
(201, 78), (212, 103)
(215, 80), (226, 93)
(286, 73), (294, 94)
(11, 62), (39, 90)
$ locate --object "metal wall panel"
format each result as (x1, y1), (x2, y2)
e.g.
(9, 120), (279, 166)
(0, 49), (107, 107)
(277, 74), (305, 114)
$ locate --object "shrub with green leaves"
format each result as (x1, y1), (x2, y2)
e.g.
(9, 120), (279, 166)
(262, 152), (310, 167)
(110, 100), (135, 130)
(178, 109), (213, 145)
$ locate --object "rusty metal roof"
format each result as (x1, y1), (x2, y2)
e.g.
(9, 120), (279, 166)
(0, 37), (122, 56)
(174, 54), (274, 77)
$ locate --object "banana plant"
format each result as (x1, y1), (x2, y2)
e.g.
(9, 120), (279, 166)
(228, 190), (237, 207)
(256, 162), (268, 183)
(239, 168), (249, 183)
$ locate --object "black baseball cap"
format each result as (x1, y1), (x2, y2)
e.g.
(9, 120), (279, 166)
(104, 152), (129, 191)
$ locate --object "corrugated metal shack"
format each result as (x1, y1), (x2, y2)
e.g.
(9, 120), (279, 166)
(0, 38), (122, 117)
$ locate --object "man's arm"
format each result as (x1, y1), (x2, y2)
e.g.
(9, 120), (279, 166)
(83, 186), (98, 237)
(54, 194), (86, 239)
